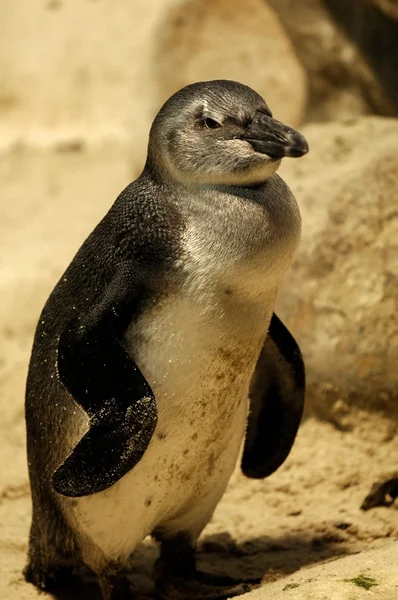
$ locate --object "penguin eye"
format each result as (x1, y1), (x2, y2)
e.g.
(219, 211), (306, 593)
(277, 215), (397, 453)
(203, 118), (222, 130)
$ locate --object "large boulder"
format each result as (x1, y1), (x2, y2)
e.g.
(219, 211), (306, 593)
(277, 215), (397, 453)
(276, 117), (398, 424)
(267, 0), (398, 122)
(325, 0), (398, 115)
(151, 0), (307, 127)
(362, 0), (398, 19)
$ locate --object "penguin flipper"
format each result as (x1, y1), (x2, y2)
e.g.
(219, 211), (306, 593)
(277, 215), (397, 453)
(241, 313), (305, 479)
(52, 263), (157, 497)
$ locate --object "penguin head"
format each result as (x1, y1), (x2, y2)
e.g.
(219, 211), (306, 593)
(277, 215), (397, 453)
(148, 80), (308, 187)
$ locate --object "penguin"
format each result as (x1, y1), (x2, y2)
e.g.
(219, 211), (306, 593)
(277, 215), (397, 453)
(24, 80), (308, 600)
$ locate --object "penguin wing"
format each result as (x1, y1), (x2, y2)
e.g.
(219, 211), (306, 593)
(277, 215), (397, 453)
(51, 262), (157, 497)
(241, 313), (305, 479)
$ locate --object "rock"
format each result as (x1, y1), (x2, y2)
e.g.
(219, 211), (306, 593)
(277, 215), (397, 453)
(362, 0), (398, 19)
(267, 0), (398, 121)
(325, 0), (398, 115)
(151, 0), (307, 127)
(275, 117), (398, 422)
(0, 0), (170, 171)
(240, 542), (398, 599)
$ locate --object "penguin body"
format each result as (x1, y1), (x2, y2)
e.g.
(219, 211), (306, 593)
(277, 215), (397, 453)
(24, 81), (307, 599)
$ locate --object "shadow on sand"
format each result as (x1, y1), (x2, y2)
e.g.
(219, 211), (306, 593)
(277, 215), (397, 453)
(49, 529), (352, 599)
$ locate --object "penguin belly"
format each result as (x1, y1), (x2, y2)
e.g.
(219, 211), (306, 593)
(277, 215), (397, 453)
(65, 291), (272, 569)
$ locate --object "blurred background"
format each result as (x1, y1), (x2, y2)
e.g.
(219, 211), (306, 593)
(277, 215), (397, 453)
(1, 1), (397, 599)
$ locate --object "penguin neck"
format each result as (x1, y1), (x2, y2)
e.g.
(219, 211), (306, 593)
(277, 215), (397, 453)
(145, 158), (265, 204)
(142, 156), (301, 247)
(143, 150), (278, 195)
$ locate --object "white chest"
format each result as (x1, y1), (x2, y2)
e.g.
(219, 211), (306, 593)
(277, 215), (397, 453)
(122, 283), (272, 528)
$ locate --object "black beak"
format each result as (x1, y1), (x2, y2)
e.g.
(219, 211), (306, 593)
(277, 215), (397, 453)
(241, 112), (309, 159)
